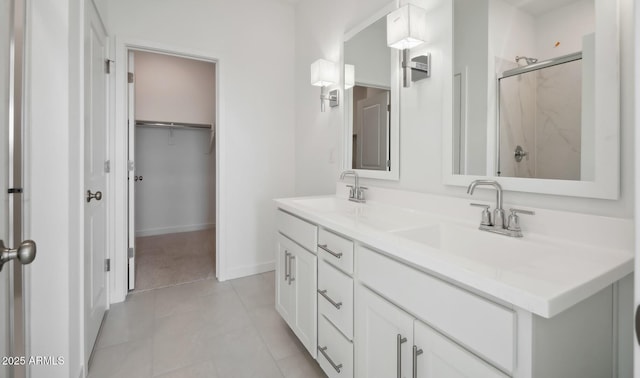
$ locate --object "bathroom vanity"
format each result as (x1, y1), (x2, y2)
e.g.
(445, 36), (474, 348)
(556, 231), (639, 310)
(274, 186), (632, 378)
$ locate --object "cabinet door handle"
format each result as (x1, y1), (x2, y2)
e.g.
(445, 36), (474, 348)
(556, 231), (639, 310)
(412, 345), (423, 378)
(318, 244), (343, 259)
(284, 251), (290, 281)
(318, 346), (343, 373)
(397, 334), (407, 378)
(288, 255), (296, 285)
(318, 289), (342, 309)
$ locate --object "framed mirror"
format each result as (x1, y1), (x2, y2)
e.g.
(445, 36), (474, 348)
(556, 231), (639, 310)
(443, 0), (619, 199)
(343, 2), (400, 181)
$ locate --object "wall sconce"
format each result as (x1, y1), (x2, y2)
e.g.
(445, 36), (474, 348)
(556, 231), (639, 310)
(386, 4), (430, 87)
(310, 59), (339, 112)
(344, 64), (355, 90)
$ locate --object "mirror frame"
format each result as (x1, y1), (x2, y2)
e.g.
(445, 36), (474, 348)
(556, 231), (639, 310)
(443, 0), (620, 199)
(342, 1), (401, 181)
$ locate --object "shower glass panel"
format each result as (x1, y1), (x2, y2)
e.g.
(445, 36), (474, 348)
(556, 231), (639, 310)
(497, 58), (583, 180)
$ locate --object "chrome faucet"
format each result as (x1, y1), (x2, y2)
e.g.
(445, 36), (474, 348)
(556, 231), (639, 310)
(467, 179), (534, 237)
(340, 170), (367, 203)
(467, 180), (505, 228)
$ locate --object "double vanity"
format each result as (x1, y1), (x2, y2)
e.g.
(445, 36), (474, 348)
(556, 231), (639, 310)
(274, 185), (632, 378)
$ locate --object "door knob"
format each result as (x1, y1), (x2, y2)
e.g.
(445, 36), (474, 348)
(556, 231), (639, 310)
(0, 239), (36, 271)
(134, 176), (138, 181)
(86, 190), (103, 202)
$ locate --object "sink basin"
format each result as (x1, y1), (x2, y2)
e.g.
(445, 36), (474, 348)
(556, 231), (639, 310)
(288, 196), (434, 232)
(289, 196), (362, 213)
(391, 221), (628, 276)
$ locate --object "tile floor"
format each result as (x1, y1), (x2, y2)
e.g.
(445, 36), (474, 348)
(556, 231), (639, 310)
(134, 230), (216, 292)
(88, 272), (326, 378)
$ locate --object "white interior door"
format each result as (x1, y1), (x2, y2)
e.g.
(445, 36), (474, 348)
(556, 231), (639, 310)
(127, 51), (136, 291)
(84, 1), (108, 362)
(0, 2), (12, 374)
(356, 91), (390, 171)
(2, 1), (34, 377)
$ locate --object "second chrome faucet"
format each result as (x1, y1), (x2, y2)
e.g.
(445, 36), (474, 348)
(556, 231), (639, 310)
(340, 170), (367, 203)
(467, 179), (534, 238)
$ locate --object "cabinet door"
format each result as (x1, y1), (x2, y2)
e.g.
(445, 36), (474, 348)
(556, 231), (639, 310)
(275, 234), (294, 324)
(413, 320), (508, 378)
(356, 285), (414, 378)
(292, 245), (317, 357)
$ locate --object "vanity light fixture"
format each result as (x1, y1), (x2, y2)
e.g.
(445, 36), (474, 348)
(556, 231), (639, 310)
(310, 58), (339, 112)
(344, 64), (355, 90)
(386, 4), (430, 87)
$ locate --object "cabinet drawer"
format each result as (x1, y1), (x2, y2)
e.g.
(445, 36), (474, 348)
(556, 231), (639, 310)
(318, 314), (353, 378)
(277, 210), (317, 252)
(318, 228), (354, 274)
(318, 259), (354, 339)
(358, 246), (515, 374)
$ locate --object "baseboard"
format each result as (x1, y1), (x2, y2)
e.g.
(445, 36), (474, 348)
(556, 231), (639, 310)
(135, 223), (215, 237)
(223, 261), (275, 281)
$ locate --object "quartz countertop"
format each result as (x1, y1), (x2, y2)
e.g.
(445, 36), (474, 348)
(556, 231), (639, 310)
(275, 192), (633, 318)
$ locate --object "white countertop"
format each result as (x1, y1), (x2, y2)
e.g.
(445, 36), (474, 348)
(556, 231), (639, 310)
(275, 192), (633, 318)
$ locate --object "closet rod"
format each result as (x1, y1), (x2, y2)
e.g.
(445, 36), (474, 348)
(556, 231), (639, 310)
(135, 120), (212, 130)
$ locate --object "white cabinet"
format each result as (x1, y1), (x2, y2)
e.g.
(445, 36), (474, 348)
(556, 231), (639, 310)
(414, 320), (508, 378)
(355, 284), (414, 378)
(356, 285), (507, 378)
(275, 233), (317, 357)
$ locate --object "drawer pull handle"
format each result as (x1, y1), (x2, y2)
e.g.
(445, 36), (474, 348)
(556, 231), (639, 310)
(284, 251), (290, 281)
(412, 345), (423, 378)
(318, 289), (342, 309)
(318, 346), (343, 373)
(397, 334), (407, 378)
(288, 255), (296, 285)
(318, 244), (343, 259)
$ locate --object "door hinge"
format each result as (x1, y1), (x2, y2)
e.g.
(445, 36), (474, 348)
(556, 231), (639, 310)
(386, 160), (391, 168)
(127, 160), (135, 171)
(387, 104), (391, 112)
(104, 160), (111, 173)
(128, 72), (134, 83)
(128, 248), (134, 258)
(8, 188), (23, 194)
(105, 59), (113, 74)
(105, 258), (111, 272)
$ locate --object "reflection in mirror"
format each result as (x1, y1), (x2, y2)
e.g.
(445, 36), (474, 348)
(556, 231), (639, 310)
(344, 16), (397, 177)
(498, 54), (587, 180)
(453, 0), (595, 181)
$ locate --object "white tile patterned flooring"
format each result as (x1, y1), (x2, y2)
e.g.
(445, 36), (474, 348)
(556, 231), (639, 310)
(88, 272), (326, 378)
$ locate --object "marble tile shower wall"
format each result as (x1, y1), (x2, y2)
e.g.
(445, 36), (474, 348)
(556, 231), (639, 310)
(499, 59), (582, 179)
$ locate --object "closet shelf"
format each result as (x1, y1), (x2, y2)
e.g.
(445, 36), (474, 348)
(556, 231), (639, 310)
(135, 120), (212, 130)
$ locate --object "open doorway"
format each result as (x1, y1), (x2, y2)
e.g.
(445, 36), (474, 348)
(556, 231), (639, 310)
(127, 50), (216, 292)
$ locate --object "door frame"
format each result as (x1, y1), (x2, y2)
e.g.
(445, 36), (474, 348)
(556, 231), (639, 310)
(111, 38), (222, 302)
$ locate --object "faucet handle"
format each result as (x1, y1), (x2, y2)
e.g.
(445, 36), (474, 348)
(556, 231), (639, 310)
(470, 203), (492, 226)
(345, 185), (355, 198)
(507, 208), (535, 231)
(356, 186), (367, 201)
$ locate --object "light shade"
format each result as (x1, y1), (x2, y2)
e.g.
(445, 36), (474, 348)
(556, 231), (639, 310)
(344, 64), (355, 89)
(310, 59), (337, 87)
(386, 4), (428, 50)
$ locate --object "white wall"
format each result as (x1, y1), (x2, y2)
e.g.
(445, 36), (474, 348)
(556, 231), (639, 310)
(134, 51), (216, 125)
(534, 0), (594, 60)
(107, 0), (295, 281)
(344, 18), (391, 88)
(294, 0), (634, 218)
(135, 128), (214, 236)
(133, 51), (215, 236)
(453, 0), (489, 175)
